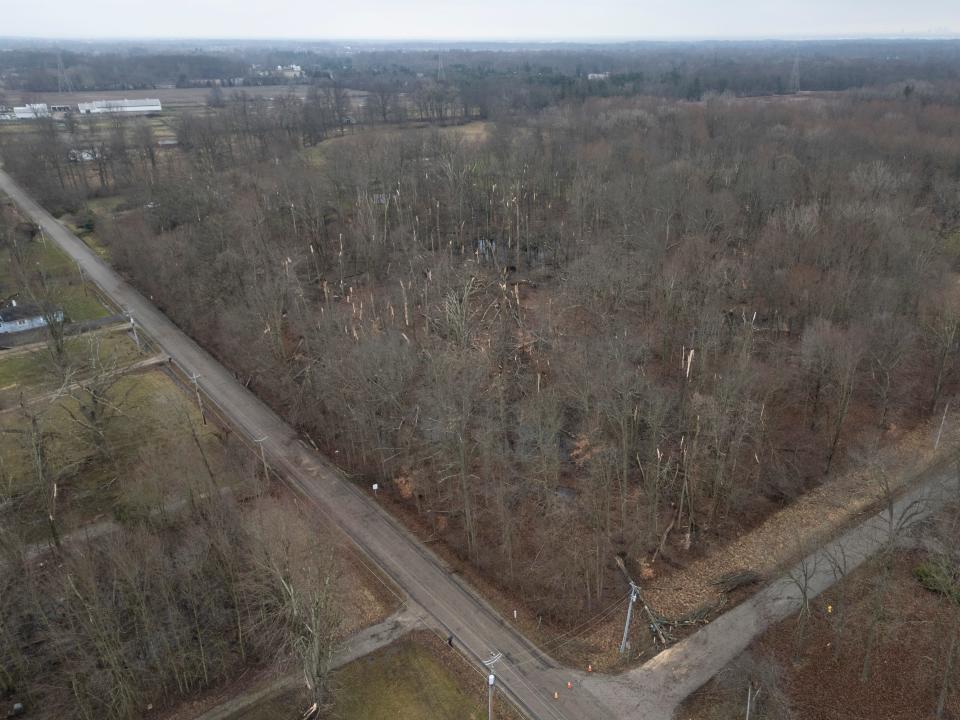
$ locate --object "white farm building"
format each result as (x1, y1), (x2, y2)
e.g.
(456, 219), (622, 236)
(13, 103), (51, 119)
(77, 98), (162, 115)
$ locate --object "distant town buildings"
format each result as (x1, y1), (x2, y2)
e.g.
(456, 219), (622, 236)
(252, 64), (304, 79)
(0, 98), (162, 121)
(278, 64), (303, 79)
(77, 98), (162, 114)
(587, 72), (611, 81)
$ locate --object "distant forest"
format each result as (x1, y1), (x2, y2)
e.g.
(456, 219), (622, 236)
(2, 39), (960, 99)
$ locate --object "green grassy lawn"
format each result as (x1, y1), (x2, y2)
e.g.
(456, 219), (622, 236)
(301, 121), (489, 168)
(61, 214), (113, 262)
(0, 122), (40, 138)
(0, 368), (228, 541)
(1, 218), (115, 318)
(336, 639), (486, 720)
(85, 195), (127, 214)
(223, 639), (486, 720)
(226, 687), (305, 720)
(0, 330), (140, 392)
(60, 283), (112, 320)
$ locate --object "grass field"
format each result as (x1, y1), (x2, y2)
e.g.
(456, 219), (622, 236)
(336, 639), (487, 720)
(219, 637), (497, 720)
(302, 120), (490, 166)
(0, 366), (229, 540)
(61, 208), (114, 261)
(1, 223), (113, 321)
(0, 329), (138, 392)
(4, 85), (369, 109)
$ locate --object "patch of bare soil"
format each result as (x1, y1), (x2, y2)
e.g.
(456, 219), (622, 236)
(641, 412), (957, 618)
(159, 666), (285, 720)
(584, 416), (960, 674)
(678, 550), (960, 720)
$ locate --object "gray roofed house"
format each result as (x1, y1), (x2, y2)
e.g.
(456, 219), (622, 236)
(0, 300), (64, 335)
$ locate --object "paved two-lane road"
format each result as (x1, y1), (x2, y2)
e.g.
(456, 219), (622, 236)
(0, 170), (618, 720)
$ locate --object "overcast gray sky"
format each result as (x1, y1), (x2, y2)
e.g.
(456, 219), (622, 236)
(4, 0), (958, 41)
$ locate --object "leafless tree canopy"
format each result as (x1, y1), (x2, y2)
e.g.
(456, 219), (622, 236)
(4, 85), (960, 623)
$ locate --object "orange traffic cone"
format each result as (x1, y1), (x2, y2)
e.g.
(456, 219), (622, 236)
(566, 681), (573, 690)
(587, 664), (593, 672)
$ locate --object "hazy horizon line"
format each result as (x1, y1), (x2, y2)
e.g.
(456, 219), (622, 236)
(2, 32), (959, 45)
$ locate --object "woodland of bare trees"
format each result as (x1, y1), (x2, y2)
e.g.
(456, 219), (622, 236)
(4, 84), (960, 623)
(0, 205), (342, 720)
(0, 491), (341, 720)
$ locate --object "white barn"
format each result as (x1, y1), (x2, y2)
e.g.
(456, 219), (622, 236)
(13, 103), (50, 119)
(77, 98), (162, 115)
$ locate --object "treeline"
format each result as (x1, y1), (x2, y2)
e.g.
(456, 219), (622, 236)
(0, 50), (248, 92)
(5, 89), (960, 622)
(328, 39), (960, 100)
(4, 39), (960, 99)
(0, 86), (477, 217)
(0, 206), (341, 720)
(0, 493), (340, 720)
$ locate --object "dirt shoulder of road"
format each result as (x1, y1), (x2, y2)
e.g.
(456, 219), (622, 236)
(678, 547), (960, 720)
(642, 413), (959, 618)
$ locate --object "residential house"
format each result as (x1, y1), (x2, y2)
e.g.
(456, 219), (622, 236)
(0, 300), (64, 335)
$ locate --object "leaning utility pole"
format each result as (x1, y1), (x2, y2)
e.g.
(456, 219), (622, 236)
(614, 554), (675, 653)
(619, 581), (640, 655)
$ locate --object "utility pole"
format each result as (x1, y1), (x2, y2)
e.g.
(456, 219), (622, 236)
(128, 314), (141, 353)
(935, 401), (950, 450)
(745, 682), (761, 719)
(255, 436), (270, 479)
(482, 651), (502, 720)
(57, 52), (73, 94)
(487, 674), (495, 720)
(619, 581), (640, 655)
(190, 372), (207, 425)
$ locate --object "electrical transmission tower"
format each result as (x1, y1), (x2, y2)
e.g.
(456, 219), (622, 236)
(437, 50), (445, 83)
(789, 53), (800, 94)
(57, 52), (74, 94)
